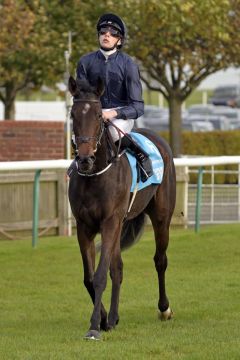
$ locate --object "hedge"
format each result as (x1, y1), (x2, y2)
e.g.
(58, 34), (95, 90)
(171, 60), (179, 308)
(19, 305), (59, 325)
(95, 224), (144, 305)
(159, 130), (240, 184)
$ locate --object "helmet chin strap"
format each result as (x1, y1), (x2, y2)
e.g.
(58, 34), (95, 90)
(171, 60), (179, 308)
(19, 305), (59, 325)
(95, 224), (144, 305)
(99, 38), (121, 52)
(100, 45), (116, 51)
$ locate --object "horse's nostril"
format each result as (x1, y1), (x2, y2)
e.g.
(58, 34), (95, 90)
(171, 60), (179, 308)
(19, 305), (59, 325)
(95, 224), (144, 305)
(82, 157), (89, 164)
(78, 155), (95, 164)
(77, 155), (95, 173)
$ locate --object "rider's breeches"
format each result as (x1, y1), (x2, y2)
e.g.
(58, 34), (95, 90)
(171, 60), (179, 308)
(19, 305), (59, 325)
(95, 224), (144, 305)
(102, 107), (134, 142)
(108, 118), (134, 142)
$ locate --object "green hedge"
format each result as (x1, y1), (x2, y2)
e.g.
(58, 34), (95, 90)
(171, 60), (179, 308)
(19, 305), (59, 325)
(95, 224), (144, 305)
(160, 130), (240, 184)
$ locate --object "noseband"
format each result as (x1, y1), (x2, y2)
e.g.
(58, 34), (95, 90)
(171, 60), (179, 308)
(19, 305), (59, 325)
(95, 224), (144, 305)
(73, 98), (104, 148)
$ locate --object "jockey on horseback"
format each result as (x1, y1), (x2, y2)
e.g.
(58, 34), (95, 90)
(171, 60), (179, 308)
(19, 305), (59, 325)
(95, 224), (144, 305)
(70, 13), (153, 181)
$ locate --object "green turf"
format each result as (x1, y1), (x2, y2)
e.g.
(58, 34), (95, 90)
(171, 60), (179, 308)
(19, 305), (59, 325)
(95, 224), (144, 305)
(0, 224), (240, 359)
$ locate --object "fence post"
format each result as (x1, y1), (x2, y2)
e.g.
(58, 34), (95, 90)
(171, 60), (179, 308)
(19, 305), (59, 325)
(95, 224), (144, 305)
(195, 167), (203, 233)
(173, 166), (189, 227)
(32, 169), (41, 248)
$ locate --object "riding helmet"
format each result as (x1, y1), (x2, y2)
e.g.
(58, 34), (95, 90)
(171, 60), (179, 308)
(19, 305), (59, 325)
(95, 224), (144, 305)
(96, 13), (127, 48)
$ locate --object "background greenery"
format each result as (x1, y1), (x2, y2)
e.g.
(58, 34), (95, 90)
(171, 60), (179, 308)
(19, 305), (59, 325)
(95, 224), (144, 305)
(17, 87), (213, 108)
(1, 224), (240, 359)
(158, 130), (240, 184)
(1, 0), (240, 156)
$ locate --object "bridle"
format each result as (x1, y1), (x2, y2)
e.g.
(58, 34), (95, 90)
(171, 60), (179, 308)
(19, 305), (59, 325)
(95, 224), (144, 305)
(71, 97), (125, 177)
(72, 98), (105, 149)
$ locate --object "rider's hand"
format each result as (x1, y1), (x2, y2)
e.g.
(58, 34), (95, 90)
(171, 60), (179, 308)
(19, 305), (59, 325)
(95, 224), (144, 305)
(102, 109), (118, 122)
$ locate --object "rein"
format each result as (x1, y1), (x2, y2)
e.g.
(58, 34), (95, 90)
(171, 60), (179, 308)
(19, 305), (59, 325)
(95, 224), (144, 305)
(76, 152), (125, 177)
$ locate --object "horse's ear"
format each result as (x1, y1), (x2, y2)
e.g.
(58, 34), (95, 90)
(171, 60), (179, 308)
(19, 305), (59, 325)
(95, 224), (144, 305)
(68, 76), (77, 96)
(95, 77), (105, 97)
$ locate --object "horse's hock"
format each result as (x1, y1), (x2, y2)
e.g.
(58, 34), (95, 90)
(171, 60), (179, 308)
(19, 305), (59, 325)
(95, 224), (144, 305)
(143, 166), (188, 228)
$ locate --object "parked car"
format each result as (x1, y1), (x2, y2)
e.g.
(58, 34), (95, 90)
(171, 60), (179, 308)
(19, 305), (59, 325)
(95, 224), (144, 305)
(187, 104), (215, 116)
(182, 120), (214, 132)
(231, 123), (240, 130)
(212, 106), (240, 129)
(136, 107), (213, 133)
(210, 85), (240, 108)
(136, 105), (168, 131)
(185, 114), (230, 131)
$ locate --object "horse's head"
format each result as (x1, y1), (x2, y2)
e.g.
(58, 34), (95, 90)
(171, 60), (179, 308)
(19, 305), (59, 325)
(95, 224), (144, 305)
(68, 76), (104, 173)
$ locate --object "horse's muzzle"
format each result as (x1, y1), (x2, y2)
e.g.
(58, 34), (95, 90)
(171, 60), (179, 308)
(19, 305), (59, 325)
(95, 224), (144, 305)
(76, 155), (96, 173)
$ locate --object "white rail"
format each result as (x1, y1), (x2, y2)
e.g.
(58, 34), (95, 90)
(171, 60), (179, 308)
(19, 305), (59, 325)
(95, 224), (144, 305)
(174, 156), (240, 167)
(1, 156), (240, 171)
(0, 159), (71, 171)
(0, 156), (240, 246)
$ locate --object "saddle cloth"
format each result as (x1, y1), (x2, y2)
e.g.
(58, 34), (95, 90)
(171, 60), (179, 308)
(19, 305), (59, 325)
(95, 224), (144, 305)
(125, 132), (164, 192)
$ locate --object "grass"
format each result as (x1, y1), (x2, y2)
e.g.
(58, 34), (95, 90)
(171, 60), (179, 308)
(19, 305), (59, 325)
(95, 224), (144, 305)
(0, 224), (240, 360)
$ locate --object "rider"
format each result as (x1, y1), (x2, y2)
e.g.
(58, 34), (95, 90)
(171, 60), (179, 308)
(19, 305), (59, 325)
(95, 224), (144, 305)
(71, 13), (153, 181)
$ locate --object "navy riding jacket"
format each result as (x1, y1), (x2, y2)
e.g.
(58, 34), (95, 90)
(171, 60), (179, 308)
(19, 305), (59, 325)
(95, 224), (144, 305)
(76, 50), (144, 120)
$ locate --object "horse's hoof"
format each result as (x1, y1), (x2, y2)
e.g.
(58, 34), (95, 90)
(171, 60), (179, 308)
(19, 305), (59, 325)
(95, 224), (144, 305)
(107, 317), (119, 331)
(106, 323), (117, 331)
(159, 307), (173, 321)
(83, 329), (101, 341)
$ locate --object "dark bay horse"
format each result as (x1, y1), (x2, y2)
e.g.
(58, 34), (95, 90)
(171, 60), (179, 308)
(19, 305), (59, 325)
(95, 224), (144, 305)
(68, 76), (176, 340)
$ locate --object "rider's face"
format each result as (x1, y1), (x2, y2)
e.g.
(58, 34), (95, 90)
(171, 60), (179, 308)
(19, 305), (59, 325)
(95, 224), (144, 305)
(99, 27), (121, 49)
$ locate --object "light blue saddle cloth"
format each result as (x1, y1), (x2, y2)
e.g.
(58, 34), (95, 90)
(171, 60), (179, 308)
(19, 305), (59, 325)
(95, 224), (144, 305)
(125, 132), (164, 192)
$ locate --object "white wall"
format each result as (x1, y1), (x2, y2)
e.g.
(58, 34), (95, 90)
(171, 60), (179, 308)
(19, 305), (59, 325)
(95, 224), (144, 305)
(0, 101), (66, 121)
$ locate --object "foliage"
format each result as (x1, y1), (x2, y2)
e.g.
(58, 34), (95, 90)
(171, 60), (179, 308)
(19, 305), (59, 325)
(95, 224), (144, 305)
(118, 0), (240, 155)
(0, 225), (240, 359)
(160, 128), (240, 155)
(0, 0), (49, 118)
(0, 0), (94, 119)
(160, 129), (240, 183)
(0, 0), (122, 119)
(1, 0), (240, 156)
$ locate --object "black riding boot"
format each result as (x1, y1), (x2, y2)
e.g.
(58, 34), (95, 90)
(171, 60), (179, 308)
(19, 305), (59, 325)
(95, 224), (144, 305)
(119, 135), (153, 182)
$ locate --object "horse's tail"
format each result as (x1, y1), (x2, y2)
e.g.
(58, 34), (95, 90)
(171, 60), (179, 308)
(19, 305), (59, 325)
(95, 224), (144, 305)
(120, 212), (146, 251)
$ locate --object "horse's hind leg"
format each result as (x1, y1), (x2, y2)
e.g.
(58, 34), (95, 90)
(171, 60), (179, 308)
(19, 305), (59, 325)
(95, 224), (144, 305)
(77, 223), (108, 331)
(108, 244), (123, 330)
(150, 214), (173, 320)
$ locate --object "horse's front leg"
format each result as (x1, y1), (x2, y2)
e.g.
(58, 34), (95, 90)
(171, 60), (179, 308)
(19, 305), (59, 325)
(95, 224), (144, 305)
(85, 216), (122, 340)
(108, 244), (123, 330)
(76, 223), (108, 334)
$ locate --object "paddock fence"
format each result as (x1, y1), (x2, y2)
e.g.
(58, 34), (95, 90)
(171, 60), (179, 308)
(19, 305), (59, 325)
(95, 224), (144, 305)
(0, 156), (240, 243)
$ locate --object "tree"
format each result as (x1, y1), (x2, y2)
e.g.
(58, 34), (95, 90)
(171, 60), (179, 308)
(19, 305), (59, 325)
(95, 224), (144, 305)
(0, 0), (36, 119)
(119, 0), (240, 156)
(1, 0), (240, 157)
(0, 0), (94, 119)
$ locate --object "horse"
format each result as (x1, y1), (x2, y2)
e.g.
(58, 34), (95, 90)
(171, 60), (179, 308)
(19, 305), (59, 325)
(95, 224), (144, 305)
(68, 76), (176, 340)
